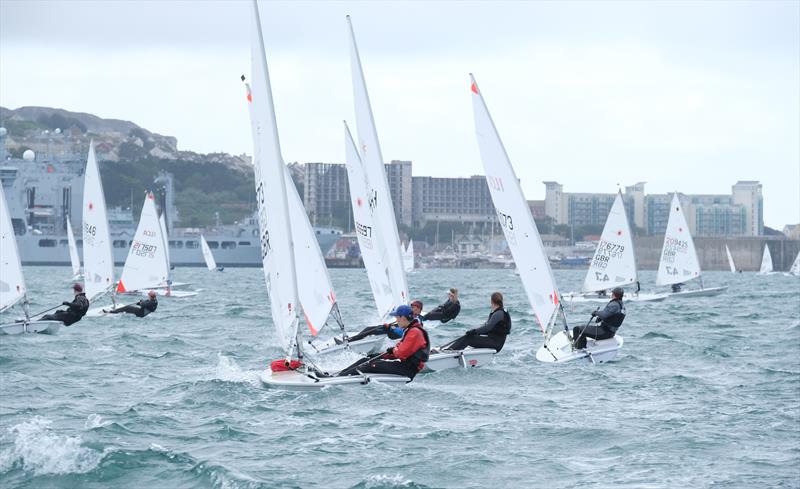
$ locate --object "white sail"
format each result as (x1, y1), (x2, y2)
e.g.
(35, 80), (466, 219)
(344, 121), (395, 319)
(66, 215), (81, 277)
(725, 245), (736, 273)
(470, 74), (560, 333)
(582, 192), (637, 293)
(246, 0), (300, 355)
(656, 193), (701, 286)
(790, 251), (800, 276)
(0, 184), (27, 312)
(759, 244), (773, 274)
(81, 142), (115, 301)
(200, 235), (217, 271)
(347, 16), (409, 307)
(116, 193), (170, 293)
(403, 240), (415, 273)
(284, 164), (336, 336)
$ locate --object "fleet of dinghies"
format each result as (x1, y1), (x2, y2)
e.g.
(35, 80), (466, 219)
(2, 1), (794, 389)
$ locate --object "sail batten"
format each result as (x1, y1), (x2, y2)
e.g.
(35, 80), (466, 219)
(582, 192), (637, 293)
(656, 194), (701, 286)
(470, 74), (560, 334)
(347, 16), (409, 308)
(82, 142), (115, 301)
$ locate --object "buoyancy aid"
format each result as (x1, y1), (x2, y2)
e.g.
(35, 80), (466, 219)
(401, 321), (430, 371)
(600, 298), (626, 332)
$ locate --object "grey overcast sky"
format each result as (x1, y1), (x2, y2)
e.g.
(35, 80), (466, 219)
(1, 0), (798, 228)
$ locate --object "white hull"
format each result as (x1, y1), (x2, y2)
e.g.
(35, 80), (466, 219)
(668, 286), (728, 298)
(0, 320), (62, 335)
(121, 289), (198, 298)
(423, 348), (496, 372)
(152, 281), (191, 290)
(307, 335), (385, 356)
(563, 292), (668, 303)
(260, 369), (409, 391)
(536, 330), (623, 364)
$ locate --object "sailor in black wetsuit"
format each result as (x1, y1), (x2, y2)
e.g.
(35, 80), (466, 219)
(572, 286), (626, 350)
(344, 300), (424, 343)
(421, 288), (461, 323)
(443, 292), (510, 352)
(41, 283), (90, 326)
(107, 291), (158, 318)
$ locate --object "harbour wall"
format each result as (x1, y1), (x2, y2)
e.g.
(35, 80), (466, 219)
(632, 237), (800, 271)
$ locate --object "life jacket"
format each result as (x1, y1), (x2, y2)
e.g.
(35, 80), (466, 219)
(488, 308), (512, 336)
(401, 320), (430, 370)
(74, 293), (90, 317)
(600, 298), (626, 331)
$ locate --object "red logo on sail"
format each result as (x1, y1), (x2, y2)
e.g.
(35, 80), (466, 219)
(471, 82), (479, 94)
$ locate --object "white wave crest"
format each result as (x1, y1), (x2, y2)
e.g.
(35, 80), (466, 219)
(364, 474), (415, 488)
(84, 413), (110, 430)
(0, 417), (102, 475)
(206, 353), (261, 386)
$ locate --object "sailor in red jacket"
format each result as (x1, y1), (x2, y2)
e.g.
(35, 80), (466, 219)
(338, 304), (430, 380)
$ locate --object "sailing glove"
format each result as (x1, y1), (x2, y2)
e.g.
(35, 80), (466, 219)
(62, 301), (71, 306)
(386, 347), (394, 355)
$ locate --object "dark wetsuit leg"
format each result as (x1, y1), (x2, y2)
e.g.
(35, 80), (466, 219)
(358, 360), (417, 379)
(447, 335), (506, 352)
(110, 305), (146, 317)
(347, 326), (384, 342)
(572, 325), (614, 349)
(337, 353), (383, 376)
(423, 311), (445, 322)
(41, 310), (79, 325)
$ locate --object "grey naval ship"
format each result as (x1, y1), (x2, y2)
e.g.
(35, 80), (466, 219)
(0, 128), (341, 267)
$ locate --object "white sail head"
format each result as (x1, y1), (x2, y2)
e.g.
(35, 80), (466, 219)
(470, 74), (560, 334)
(582, 192), (637, 293)
(200, 235), (217, 271)
(759, 244), (773, 274)
(0, 184), (27, 312)
(81, 142), (115, 301)
(344, 121), (395, 320)
(117, 192), (170, 293)
(66, 215), (81, 276)
(247, 0), (300, 355)
(790, 251), (800, 276)
(656, 193), (701, 286)
(347, 16), (409, 307)
(284, 164), (336, 336)
(403, 239), (415, 273)
(725, 245), (736, 273)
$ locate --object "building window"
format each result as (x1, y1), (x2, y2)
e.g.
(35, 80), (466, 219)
(113, 240), (128, 248)
(207, 241), (219, 249)
(238, 241), (252, 246)
(185, 240), (199, 249)
(221, 241), (236, 249)
(38, 239), (57, 247)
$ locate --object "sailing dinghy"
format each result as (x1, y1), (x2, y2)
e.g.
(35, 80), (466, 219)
(115, 193), (197, 299)
(200, 235), (223, 271)
(563, 192), (667, 303)
(247, 2), (409, 389)
(787, 251), (800, 277)
(0, 185), (62, 334)
(308, 16), (416, 357)
(82, 142), (121, 317)
(759, 244), (775, 275)
(66, 215), (82, 280)
(403, 240), (415, 273)
(726, 244), (737, 273)
(471, 74), (622, 365)
(147, 212), (191, 290)
(656, 194), (727, 297)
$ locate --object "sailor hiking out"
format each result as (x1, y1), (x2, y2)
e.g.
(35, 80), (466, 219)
(442, 292), (510, 352)
(422, 288), (461, 323)
(41, 283), (90, 326)
(338, 305), (429, 380)
(573, 287), (626, 350)
(342, 300), (424, 343)
(106, 291), (159, 317)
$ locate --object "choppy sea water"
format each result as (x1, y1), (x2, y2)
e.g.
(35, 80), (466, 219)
(1, 267), (798, 488)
